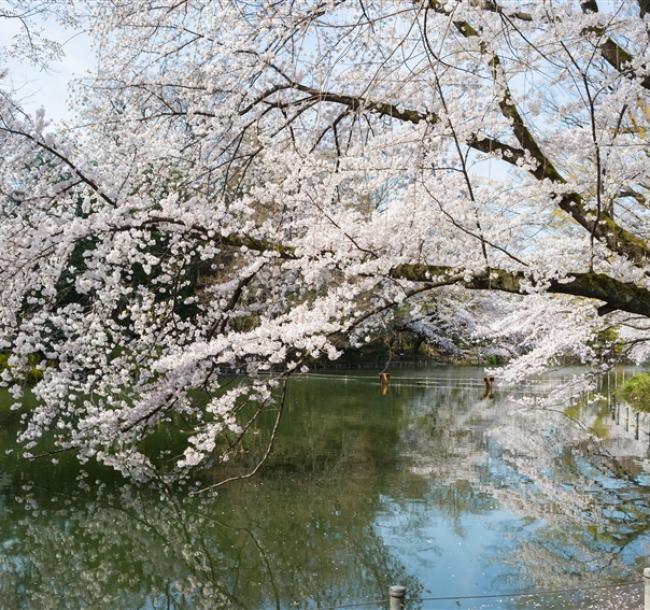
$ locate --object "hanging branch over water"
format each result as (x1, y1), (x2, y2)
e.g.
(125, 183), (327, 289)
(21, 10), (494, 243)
(1, 0), (650, 480)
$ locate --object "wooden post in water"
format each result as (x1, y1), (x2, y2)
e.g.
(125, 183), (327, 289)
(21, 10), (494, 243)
(379, 372), (390, 396)
(636, 411), (640, 440)
(389, 585), (406, 610)
(607, 369), (612, 407)
(644, 567), (650, 610)
(483, 375), (495, 399)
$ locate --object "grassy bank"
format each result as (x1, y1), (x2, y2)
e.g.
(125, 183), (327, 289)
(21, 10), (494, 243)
(620, 372), (650, 413)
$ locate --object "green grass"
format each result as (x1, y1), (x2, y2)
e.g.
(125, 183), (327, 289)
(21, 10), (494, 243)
(620, 372), (650, 413)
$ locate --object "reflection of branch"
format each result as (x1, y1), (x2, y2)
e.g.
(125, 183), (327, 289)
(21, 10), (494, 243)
(522, 405), (593, 435)
(191, 505), (283, 610)
(521, 400), (642, 487)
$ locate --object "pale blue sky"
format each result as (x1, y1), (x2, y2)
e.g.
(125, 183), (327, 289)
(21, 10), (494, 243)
(0, 13), (94, 121)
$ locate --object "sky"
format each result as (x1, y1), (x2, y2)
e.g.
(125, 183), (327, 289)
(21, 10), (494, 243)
(0, 12), (95, 121)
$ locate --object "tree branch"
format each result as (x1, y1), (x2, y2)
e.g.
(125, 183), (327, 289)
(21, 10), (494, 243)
(391, 264), (650, 317)
(580, 0), (650, 90)
(425, 0), (650, 266)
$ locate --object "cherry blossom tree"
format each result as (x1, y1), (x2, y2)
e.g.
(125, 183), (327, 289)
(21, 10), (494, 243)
(0, 1), (76, 68)
(1, 0), (649, 480)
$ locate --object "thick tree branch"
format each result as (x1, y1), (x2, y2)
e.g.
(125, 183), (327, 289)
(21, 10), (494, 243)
(439, 0), (650, 90)
(119, 216), (298, 259)
(391, 264), (650, 317)
(640, 0), (650, 19)
(580, 0), (650, 90)
(247, 13), (650, 267)
(250, 78), (527, 164)
(425, 1), (650, 266)
(104, 217), (650, 318)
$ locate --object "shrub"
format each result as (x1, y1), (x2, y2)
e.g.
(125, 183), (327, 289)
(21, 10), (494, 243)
(621, 373), (650, 413)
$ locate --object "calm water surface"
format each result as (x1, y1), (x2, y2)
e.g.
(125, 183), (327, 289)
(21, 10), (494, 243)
(0, 366), (648, 609)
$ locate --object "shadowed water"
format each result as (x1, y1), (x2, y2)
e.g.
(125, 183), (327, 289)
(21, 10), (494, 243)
(0, 366), (648, 609)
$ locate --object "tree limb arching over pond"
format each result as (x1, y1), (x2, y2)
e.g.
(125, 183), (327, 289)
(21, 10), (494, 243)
(1, 1), (650, 480)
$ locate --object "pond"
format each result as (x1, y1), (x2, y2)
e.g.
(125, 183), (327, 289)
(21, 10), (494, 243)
(0, 366), (648, 609)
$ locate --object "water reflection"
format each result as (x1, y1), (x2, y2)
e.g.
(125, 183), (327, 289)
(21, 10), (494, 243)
(0, 367), (647, 609)
(0, 480), (426, 609)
